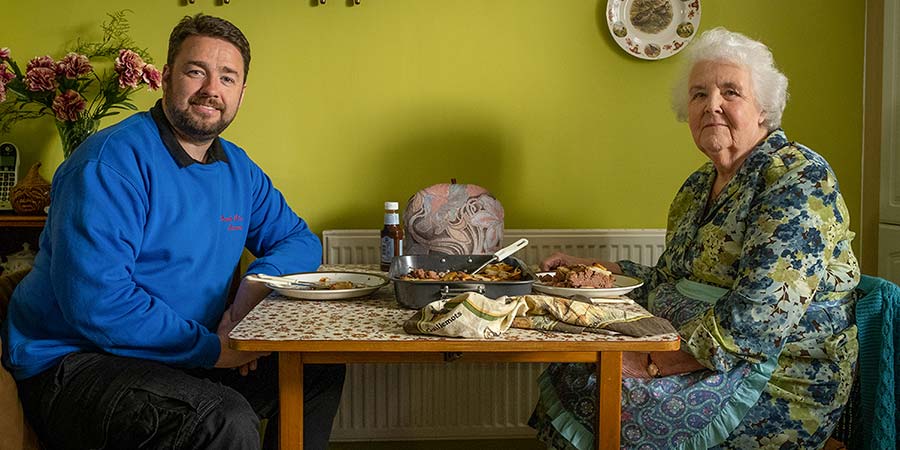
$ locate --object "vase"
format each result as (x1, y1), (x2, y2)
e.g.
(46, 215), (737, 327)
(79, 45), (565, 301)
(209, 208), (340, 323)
(56, 118), (99, 159)
(10, 162), (52, 215)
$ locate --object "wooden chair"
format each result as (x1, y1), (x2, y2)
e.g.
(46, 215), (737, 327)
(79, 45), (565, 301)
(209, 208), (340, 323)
(0, 268), (41, 450)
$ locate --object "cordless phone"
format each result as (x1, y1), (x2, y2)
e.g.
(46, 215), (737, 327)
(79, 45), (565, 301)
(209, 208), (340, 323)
(0, 142), (19, 210)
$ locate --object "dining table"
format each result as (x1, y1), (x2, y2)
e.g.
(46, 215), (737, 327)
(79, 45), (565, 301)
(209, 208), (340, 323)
(228, 264), (680, 450)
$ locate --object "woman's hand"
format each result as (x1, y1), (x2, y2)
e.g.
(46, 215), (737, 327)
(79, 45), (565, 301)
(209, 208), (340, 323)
(649, 350), (706, 377)
(621, 351), (706, 379)
(539, 252), (622, 274)
(540, 252), (596, 271)
(622, 351), (653, 378)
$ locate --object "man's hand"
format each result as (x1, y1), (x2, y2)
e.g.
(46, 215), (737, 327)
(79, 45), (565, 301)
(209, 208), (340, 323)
(229, 276), (273, 323)
(213, 276), (273, 371)
(213, 332), (268, 369)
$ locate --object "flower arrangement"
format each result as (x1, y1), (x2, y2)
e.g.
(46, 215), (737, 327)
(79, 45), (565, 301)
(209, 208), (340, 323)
(0, 11), (161, 158)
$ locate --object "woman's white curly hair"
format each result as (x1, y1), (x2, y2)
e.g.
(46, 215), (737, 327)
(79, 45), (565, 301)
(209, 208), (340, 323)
(671, 27), (789, 131)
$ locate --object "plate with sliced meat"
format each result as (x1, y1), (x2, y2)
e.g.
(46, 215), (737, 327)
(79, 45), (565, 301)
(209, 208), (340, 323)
(532, 265), (643, 298)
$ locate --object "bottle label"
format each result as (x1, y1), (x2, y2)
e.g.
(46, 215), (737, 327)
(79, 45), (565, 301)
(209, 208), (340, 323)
(384, 213), (399, 225)
(381, 236), (404, 269)
(381, 236), (395, 266)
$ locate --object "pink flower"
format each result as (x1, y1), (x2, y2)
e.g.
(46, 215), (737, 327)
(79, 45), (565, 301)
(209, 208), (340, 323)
(0, 62), (13, 102)
(52, 89), (86, 122)
(142, 64), (161, 90)
(56, 53), (92, 79)
(25, 67), (56, 92)
(115, 49), (146, 89)
(0, 48), (9, 61)
(25, 55), (58, 92)
(0, 63), (15, 84)
(26, 55), (55, 72)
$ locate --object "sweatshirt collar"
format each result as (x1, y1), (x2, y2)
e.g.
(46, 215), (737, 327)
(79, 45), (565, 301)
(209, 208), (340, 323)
(150, 99), (229, 167)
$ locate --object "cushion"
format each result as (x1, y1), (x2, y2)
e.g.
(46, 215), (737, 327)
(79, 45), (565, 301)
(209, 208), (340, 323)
(0, 268), (41, 450)
(404, 183), (504, 255)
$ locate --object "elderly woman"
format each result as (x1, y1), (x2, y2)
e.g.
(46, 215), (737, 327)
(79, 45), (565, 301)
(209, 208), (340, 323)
(529, 28), (859, 449)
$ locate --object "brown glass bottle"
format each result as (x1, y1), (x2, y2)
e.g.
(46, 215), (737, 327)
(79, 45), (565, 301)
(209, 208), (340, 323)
(380, 201), (404, 272)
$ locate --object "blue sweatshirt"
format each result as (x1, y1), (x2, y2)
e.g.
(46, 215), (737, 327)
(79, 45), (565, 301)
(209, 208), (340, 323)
(2, 107), (322, 380)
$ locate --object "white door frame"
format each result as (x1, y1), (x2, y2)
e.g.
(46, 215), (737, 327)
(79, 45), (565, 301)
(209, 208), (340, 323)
(877, 0), (900, 283)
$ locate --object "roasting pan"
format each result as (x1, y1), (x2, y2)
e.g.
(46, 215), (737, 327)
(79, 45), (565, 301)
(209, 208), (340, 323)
(389, 254), (536, 309)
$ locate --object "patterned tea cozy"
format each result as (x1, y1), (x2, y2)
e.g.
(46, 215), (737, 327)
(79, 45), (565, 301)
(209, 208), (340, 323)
(404, 183), (504, 255)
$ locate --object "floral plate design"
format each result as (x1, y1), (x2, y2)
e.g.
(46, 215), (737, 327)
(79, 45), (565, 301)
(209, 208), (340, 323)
(606, 0), (701, 60)
(532, 272), (643, 298)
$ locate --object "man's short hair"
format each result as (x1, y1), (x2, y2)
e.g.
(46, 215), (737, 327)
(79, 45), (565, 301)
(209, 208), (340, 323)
(167, 14), (251, 81)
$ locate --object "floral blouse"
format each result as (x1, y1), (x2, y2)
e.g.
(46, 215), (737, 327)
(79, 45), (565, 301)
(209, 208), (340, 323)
(622, 129), (859, 374)
(532, 130), (859, 450)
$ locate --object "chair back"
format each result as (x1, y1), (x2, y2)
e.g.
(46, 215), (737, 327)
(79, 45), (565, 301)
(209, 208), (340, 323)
(837, 275), (900, 450)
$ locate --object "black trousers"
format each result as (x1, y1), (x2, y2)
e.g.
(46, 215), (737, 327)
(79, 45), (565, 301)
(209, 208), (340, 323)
(17, 352), (345, 450)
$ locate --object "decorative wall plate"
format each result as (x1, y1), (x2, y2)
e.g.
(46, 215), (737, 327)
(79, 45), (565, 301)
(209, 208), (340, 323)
(607, 0), (701, 60)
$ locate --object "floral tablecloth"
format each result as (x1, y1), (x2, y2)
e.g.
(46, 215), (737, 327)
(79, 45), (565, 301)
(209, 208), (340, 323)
(229, 264), (680, 344)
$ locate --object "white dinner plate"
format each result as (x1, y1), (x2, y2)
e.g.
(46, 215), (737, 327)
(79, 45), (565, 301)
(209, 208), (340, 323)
(606, 0), (701, 60)
(266, 271), (389, 300)
(532, 272), (643, 298)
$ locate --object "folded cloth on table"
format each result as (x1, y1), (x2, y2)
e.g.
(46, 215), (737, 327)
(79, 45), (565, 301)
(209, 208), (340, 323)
(513, 294), (676, 337)
(403, 292), (529, 338)
(403, 293), (675, 338)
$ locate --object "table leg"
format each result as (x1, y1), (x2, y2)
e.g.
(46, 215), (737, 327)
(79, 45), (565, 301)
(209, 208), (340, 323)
(596, 351), (622, 450)
(279, 352), (304, 450)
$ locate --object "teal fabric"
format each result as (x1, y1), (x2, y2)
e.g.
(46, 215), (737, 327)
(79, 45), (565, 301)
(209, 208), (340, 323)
(537, 369), (592, 450)
(648, 279), (725, 311)
(675, 279), (727, 304)
(854, 275), (899, 450)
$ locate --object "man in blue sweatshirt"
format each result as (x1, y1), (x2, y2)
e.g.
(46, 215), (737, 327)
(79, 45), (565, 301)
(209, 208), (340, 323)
(2, 14), (344, 450)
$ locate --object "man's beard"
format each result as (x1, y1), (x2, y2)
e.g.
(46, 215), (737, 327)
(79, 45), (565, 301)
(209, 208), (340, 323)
(165, 97), (233, 142)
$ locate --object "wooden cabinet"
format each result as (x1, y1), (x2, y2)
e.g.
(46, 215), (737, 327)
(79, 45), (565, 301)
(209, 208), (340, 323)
(0, 214), (47, 228)
(0, 213), (45, 273)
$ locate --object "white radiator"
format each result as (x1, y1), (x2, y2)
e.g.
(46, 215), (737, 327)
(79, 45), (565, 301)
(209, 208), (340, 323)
(323, 228), (666, 441)
(323, 228), (666, 267)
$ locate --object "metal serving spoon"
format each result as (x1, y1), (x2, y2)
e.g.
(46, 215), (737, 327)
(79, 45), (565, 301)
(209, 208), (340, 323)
(469, 238), (530, 276)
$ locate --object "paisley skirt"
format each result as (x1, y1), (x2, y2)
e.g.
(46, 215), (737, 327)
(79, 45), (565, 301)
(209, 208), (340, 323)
(529, 281), (856, 449)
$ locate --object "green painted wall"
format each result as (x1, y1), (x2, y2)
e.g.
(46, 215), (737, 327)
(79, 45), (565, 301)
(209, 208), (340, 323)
(2, 1), (864, 239)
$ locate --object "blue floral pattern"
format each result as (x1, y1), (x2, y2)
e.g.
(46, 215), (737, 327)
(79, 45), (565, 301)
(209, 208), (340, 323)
(531, 130), (859, 449)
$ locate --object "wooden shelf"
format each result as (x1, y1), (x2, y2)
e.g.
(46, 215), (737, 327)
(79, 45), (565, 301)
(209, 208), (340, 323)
(0, 213), (47, 228)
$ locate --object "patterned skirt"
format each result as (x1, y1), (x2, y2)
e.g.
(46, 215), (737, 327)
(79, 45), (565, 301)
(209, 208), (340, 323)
(529, 277), (857, 449)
